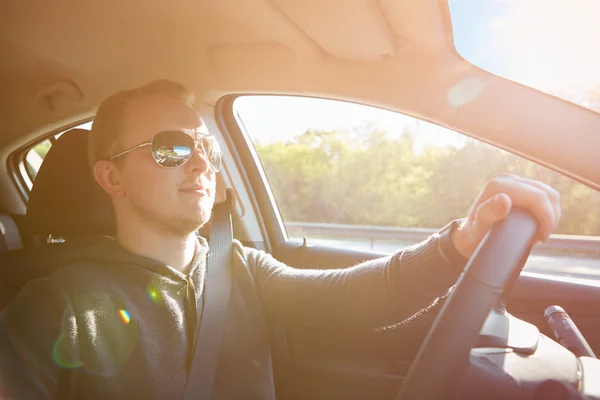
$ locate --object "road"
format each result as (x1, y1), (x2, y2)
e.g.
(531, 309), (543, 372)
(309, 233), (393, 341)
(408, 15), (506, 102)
(304, 237), (600, 281)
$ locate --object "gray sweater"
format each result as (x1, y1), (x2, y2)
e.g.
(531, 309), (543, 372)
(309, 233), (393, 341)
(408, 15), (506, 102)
(0, 232), (466, 399)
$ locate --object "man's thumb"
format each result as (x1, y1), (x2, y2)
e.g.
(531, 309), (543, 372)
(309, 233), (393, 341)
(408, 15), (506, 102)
(472, 193), (512, 238)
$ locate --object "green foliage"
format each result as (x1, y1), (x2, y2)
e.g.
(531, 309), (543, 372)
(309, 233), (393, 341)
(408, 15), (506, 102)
(33, 140), (52, 159)
(255, 129), (600, 236)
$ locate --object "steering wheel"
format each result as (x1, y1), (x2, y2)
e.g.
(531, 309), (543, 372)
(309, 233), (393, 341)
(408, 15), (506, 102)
(397, 208), (538, 400)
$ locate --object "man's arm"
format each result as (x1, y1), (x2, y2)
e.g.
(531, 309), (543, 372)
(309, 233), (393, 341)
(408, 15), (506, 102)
(243, 175), (562, 330)
(0, 277), (78, 400)
(241, 230), (468, 330)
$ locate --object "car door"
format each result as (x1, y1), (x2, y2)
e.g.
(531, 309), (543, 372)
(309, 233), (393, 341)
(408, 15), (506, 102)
(217, 95), (600, 400)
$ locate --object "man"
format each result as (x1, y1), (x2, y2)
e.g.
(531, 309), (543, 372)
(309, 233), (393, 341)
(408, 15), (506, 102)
(0, 80), (561, 399)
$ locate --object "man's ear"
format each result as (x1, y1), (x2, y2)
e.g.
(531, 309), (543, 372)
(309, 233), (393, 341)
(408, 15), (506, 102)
(93, 160), (126, 197)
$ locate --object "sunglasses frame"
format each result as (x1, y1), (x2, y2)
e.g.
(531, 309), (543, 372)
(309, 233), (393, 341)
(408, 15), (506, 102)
(106, 130), (221, 172)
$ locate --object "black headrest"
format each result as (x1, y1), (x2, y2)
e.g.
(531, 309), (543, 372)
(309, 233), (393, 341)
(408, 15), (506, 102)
(26, 129), (116, 236)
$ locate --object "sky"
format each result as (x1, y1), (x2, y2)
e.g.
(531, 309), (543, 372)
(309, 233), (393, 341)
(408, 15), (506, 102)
(449, 0), (600, 107)
(235, 1), (600, 145)
(234, 96), (466, 149)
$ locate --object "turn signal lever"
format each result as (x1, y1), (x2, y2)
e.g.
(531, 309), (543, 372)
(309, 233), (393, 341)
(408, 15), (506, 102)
(545, 305), (596, 358)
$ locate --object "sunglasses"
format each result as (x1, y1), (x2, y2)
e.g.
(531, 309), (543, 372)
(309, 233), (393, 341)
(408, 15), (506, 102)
(107, 130), (222, 172)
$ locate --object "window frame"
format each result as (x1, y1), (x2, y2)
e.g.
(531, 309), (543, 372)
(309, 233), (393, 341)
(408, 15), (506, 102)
(216, 96), (286, 251)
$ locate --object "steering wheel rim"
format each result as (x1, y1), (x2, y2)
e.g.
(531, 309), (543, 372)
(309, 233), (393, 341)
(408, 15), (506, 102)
(397, 208), (539, 400)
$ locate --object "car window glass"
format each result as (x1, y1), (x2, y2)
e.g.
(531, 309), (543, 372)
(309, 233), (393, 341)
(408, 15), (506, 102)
(234, 95), (600, 280)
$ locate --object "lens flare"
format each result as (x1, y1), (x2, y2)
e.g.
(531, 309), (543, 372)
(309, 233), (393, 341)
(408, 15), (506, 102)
(146, 282), (164, 305)
(118, 309), (131, 325)
(447, 77), (488, 107)
(52, 333), (83, 368)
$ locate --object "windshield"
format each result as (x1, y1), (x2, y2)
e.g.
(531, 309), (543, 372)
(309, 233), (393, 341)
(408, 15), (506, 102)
(448, 0), (600, 113)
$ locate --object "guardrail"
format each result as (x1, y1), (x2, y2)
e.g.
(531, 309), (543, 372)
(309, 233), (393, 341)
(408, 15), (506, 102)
(284, 221), (600, 255)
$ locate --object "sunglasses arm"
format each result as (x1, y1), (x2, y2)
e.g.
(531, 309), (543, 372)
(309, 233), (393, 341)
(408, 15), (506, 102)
(107, 141), (152, 161)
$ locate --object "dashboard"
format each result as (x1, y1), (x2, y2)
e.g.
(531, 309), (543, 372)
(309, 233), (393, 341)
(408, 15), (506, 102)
(459, 310), (599, 399)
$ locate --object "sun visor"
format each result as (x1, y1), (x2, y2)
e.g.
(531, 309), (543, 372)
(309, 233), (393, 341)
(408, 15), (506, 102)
(269, 0), (397, 60)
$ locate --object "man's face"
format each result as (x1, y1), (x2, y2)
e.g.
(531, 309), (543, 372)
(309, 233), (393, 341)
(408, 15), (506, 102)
(111, 94), (217, 235)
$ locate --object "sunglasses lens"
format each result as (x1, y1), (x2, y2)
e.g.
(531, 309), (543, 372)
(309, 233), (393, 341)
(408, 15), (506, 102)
(201, 136), (222, 172)
(151, 131), (222, 171)
(151, 131), (194, 167)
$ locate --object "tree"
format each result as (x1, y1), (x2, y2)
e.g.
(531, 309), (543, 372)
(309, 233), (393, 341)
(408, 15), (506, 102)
(255, 127), (600, 236)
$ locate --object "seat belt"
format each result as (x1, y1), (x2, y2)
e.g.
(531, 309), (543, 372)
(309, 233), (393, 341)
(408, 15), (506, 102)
(183, 190), (234, 400)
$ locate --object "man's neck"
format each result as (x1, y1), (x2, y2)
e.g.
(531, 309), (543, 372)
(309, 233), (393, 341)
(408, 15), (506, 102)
(116, 222), (198, 275)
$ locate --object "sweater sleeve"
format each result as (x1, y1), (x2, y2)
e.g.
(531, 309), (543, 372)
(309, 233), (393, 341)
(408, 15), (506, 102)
(0, 277), (79, 400)
(243, 232), (468, 330)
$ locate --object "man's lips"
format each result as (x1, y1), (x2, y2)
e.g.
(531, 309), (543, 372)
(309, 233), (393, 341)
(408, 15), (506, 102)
(179, 185), (208, 195)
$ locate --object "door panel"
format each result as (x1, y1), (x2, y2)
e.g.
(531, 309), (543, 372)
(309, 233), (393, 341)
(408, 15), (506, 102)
(270, 241), (429, 398)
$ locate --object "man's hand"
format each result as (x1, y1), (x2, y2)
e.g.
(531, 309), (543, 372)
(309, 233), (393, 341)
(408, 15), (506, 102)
(452, 174), (562, 259)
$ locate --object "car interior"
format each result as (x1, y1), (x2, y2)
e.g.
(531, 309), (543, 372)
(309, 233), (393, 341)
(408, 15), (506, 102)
(2, 0), (600, 399)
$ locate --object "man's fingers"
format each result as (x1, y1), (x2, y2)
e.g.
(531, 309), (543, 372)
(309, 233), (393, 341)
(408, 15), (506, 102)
(498, 173), (559, 200)
(458, 175), (562, 258)
(472, 193), (512, 241)
(503, 175), (562, 228)
(479, 177), (558, 241)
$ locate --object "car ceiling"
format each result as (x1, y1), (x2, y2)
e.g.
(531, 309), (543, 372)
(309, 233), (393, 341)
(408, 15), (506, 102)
(1, 0), (600, 187)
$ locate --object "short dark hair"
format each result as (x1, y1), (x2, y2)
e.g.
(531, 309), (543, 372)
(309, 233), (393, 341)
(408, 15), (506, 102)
(88, 79), (195, 168)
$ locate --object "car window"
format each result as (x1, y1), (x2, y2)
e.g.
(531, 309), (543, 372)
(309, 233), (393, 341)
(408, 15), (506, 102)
(233, 95), (600, 279)
(19, 121), (92, 190)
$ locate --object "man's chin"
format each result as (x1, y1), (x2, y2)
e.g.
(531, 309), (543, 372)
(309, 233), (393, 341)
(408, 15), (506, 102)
(129, 197), (213, 236)
(165, 218), (207, 236)
(174, 208), (212, 234)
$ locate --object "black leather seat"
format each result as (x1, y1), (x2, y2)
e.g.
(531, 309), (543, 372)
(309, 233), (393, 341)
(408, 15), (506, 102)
(0, 128), (116, 309)
(0, 213), (22, 252)
(25, 129), (115, 238)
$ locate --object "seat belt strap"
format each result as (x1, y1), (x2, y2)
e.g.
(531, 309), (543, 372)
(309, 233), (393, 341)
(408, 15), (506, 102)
(183, 191), (234, 400)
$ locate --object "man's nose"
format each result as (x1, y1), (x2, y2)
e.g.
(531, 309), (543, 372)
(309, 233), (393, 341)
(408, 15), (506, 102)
(185, 142), (211, 174)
